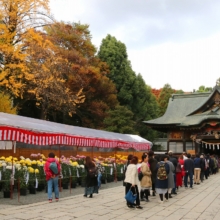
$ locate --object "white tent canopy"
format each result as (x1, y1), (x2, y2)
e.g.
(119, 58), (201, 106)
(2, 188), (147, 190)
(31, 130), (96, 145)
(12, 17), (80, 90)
(0, 112), (152, 150)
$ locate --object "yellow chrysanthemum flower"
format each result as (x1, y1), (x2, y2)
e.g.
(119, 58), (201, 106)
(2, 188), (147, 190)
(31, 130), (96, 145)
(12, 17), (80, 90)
(35, 169), (39, 174)
(72, 161), (78, 166)
(5, 158), (11, 162)
(32, 160), (37, 165)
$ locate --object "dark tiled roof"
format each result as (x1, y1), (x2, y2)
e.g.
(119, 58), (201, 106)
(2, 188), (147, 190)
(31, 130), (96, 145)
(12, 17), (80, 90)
(144, 91), (217, 126)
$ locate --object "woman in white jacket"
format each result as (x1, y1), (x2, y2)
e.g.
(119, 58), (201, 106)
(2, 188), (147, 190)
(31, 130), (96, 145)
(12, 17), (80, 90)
(124, 156), (143, 209)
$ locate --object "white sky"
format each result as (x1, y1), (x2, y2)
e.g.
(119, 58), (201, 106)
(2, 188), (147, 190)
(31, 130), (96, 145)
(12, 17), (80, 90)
(50, 0), (220, 92)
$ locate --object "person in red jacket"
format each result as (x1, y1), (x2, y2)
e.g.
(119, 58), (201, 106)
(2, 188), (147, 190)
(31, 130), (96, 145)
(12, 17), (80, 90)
(44, 152), (61, 203)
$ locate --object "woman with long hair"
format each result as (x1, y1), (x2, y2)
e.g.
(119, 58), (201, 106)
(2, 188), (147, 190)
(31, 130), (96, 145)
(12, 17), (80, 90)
(176, 155), (184, 188)
(140, 154), (152, 202)
(83, 156), (98, 198)
(148, 150), (157, 196)
(124, 156), (143, 209)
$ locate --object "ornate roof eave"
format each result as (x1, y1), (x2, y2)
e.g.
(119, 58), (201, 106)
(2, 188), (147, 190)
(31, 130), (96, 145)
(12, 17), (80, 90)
(179, 117), (220, 125)
(145, 123), (181, 132)
(178, 119), (220, 131)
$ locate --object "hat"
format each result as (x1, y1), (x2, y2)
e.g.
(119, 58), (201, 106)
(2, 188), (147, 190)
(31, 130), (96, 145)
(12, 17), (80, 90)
(168, 151), (173, 154)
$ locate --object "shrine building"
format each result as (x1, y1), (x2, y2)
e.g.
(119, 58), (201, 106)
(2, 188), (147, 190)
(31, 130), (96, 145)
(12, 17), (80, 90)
(144, 86), (220, 155)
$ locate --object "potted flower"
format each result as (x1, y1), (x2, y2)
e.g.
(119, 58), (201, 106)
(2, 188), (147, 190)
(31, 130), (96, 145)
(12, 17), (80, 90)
(104, 161), (114, 183)
(18, 165), (28, 196)
(28, 167), (36, 194)
(116, 163), (124, 181)
(61, 162), (70, 189)
(77, 164), (86, 187)
(36, 162), (46, 191)
(2, 163), (12, 198)
(70, 162), (78, 188)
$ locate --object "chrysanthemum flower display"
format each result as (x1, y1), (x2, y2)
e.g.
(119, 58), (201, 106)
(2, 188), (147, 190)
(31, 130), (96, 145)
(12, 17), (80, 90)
(0, 152), (131, 197)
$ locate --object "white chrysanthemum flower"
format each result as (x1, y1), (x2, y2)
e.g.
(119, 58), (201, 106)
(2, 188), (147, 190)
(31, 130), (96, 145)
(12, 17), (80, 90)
(80, 165), (84, 168)
(6, 166), (12, 169)
(2, 162), (7, 167)
(15, 164), (21, 168)
(20, 156), (25, 160)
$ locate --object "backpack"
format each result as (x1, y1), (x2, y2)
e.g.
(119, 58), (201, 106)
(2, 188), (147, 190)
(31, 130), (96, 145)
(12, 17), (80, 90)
(138, 171), (143, 181)
(157, 162), (168, 180)
(88, 167), (98, 178)
(49, 162), (58, 175)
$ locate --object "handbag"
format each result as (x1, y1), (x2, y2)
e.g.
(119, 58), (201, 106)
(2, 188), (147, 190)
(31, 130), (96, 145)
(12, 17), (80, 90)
(138, 171), (143, 181)
(125, 187), (137, 204)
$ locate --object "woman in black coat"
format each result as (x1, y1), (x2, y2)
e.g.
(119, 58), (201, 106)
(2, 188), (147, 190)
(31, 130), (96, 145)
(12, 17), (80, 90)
(84, 156), (98, 198)
(148, 150), (158, 196)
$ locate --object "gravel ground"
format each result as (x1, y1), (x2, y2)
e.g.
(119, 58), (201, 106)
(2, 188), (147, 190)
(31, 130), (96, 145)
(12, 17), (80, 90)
(0, 180), (123, 206)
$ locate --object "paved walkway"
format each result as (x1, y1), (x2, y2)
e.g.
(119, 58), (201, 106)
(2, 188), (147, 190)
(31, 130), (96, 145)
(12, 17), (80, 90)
(0, 173), (220, 220)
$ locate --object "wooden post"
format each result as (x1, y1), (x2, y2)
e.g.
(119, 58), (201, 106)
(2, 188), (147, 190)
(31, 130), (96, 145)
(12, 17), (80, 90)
(183, 131), (186, 152)
(69, 176), (71, 194)
(18, 178), (20, 203)
(10, 157), (13, 199)
(58, 145), (62, 192)
(114, 148), (117, 182)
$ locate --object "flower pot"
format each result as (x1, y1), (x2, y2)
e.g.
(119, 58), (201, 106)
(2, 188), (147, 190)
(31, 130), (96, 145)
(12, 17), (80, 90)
(107, 175), (114, 182)
(62, 183), (69, 189)
(29, 187), (36, 194)
(101, 178), (106, 184)
(81, 182), (86, 187)
(20, 188), (27, 196)
(3, 191), (10, 198)
(37, 183), (45, 191)
(71, 182), (76, 188)
(117, 176), (122, 181)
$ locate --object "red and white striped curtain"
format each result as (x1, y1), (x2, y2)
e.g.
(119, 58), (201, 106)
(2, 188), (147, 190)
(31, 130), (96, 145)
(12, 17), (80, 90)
(0, 126), (150, 150)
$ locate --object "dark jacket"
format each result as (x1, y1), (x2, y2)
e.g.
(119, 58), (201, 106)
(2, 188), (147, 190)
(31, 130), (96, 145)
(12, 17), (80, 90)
(200, 158), (206, 172)
(155, 162), (170, 189)
(194, 158), (201, 168)
(169, 156), (177, 173)
(184, 158), (194, 174)
(149, 157), (158, 184)
(85, 164), (98, 187)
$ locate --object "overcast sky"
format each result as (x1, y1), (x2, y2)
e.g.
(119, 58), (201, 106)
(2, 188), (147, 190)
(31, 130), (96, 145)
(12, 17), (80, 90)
(50, 0), (220, 92)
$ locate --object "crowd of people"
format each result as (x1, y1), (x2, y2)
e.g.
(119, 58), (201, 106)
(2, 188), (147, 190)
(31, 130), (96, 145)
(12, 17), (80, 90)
(123, 150), (220, 209)
(43, 151), (219, 204)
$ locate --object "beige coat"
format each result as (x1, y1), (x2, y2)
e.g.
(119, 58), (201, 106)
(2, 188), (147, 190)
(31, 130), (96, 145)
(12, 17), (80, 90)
(140, 162), (152, 188)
